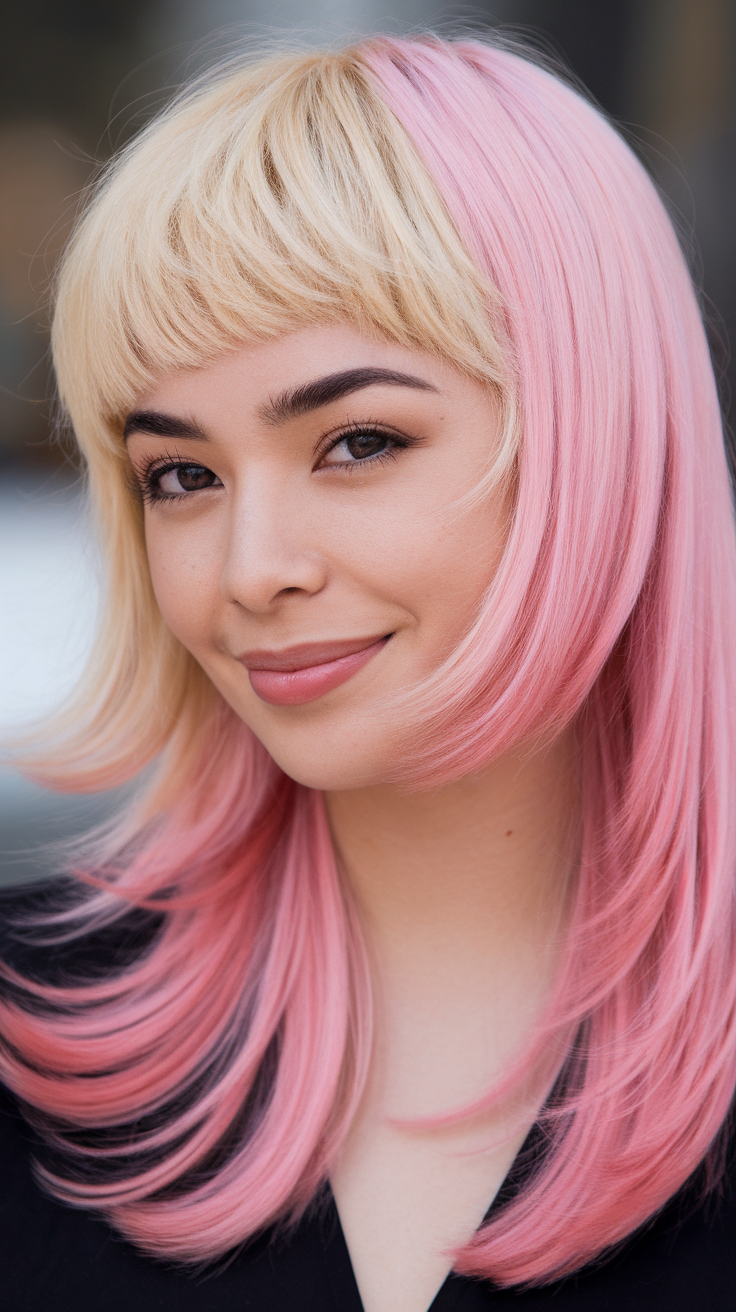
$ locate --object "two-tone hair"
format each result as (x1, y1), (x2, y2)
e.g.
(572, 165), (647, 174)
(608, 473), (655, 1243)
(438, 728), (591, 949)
(2, 34), (735, 1287)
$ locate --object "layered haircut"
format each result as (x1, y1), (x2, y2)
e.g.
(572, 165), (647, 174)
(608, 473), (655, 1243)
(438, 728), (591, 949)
(2, 35), (736, 1287)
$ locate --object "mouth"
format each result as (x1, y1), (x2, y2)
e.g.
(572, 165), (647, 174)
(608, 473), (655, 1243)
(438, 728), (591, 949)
(240, 634), (392, 706)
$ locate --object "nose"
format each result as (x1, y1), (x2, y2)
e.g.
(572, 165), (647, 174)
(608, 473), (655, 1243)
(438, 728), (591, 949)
(219, 484), (328, 613)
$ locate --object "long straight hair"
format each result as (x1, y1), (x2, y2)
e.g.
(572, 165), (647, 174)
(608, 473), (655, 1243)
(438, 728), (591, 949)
(2, 35), (735, 1287)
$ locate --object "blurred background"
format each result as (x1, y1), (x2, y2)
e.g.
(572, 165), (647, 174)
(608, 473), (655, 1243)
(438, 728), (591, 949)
(2, 0), (735, 884)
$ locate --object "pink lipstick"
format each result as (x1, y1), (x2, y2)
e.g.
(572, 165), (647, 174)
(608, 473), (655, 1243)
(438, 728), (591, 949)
(241, 635), (391, 706)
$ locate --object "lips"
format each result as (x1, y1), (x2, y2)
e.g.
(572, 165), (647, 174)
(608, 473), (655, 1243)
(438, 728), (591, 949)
(240, 634), (391, 706)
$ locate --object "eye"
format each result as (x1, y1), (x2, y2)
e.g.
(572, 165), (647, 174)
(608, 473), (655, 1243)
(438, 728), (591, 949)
(142, 460), (222, 502)
(319, 426), (415, 469)
(159, 464), (218, 494)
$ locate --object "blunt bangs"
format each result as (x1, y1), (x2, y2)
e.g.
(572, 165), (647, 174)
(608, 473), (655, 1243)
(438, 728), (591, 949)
(52, 49), (510, 444)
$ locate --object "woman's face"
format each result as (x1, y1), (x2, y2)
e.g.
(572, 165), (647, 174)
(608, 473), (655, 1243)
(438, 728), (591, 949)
(127, 325), (509, 789)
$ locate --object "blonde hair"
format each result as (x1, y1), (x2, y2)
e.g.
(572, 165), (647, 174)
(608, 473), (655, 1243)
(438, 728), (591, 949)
(45, 44), (512, 793)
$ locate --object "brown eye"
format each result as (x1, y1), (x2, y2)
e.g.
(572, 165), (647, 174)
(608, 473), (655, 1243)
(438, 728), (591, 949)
(321, 428), (404, 468)
(156, 464), (219, 495)
(344, 431), (391, 460)
(175, 464), (217, 491)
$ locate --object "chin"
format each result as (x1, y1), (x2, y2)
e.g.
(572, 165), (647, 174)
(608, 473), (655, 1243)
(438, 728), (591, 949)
(249, 722), (396, 792)
(211, 668), (408, 791)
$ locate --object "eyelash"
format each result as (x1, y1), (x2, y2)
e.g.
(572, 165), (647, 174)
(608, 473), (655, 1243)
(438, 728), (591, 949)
(134, 425), (420, 504)
(317, 421), (419, 472)
(133, 449), (207, 506)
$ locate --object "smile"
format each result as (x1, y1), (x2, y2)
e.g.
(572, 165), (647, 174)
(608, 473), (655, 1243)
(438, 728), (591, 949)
(240, 634), (392, 706)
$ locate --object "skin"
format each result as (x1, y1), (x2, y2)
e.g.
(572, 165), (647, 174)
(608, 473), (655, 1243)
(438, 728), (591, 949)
(127, 324), (577, 1312)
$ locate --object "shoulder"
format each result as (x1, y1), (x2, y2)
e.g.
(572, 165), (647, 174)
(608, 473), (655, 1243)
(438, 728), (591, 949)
(0, 881), (336, 1309)
(0, 1073), (344, 1312)
(470, 1135), (736, 1311)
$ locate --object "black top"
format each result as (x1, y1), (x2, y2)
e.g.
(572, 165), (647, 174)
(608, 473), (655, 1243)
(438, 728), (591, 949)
(1, 881), (735, 1311)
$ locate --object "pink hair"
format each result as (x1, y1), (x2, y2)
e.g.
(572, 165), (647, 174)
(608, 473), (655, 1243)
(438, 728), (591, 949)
(2, 36), (736, 1286)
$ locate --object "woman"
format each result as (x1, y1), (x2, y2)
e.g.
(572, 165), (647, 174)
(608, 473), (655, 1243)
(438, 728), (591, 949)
(1, 34), (735, 1312)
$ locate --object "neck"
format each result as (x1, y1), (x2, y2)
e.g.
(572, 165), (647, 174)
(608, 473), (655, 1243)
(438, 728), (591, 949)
(326, 729), (579, 1312)
(325, 727), (579, 1114)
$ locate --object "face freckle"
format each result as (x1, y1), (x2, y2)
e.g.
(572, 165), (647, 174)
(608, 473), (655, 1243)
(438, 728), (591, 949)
(127, 323), (510, 790)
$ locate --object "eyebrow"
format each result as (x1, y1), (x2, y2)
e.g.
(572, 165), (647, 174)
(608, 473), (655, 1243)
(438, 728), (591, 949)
(122, 366), (439, 441)
(123, 411), (207, 441)
(258, 366), (439, 424)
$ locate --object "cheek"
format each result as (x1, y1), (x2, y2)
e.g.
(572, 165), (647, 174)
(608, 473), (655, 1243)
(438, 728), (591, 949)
(329, 487), (498, 605)
(387, 504), (507, 638)
(144, 521), (221, 651)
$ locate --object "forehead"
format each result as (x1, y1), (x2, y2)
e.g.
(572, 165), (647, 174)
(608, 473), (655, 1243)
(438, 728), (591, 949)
(131, 324), (451, 422)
